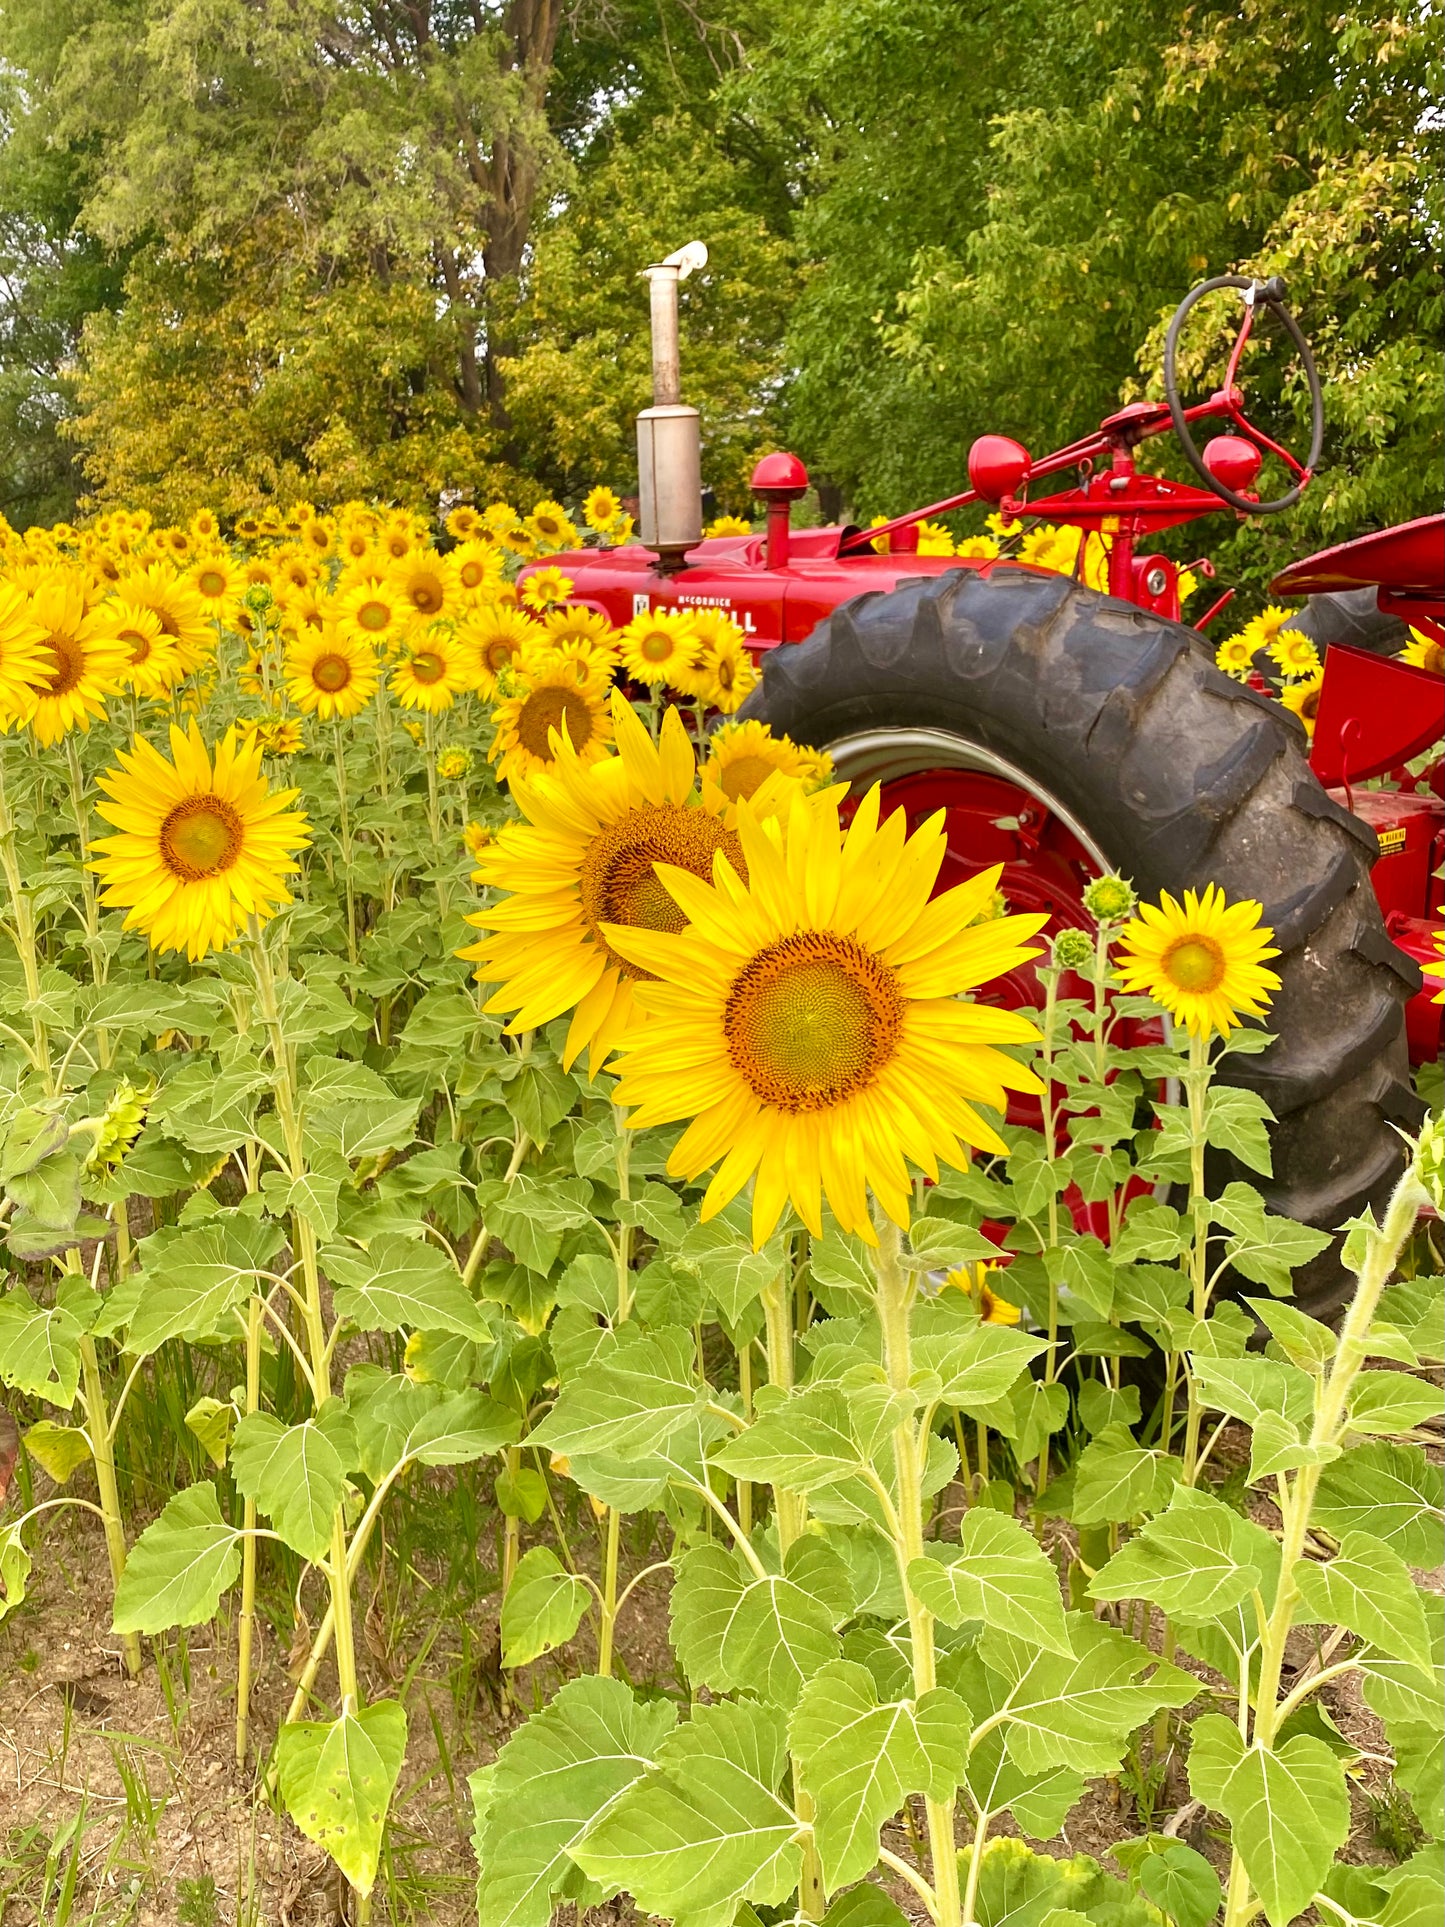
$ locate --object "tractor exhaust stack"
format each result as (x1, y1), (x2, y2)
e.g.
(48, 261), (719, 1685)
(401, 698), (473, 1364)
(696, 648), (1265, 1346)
(637, 242), (707, 572)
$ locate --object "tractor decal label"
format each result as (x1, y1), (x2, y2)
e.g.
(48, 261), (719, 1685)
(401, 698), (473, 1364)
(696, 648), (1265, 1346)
(1375, 826), (1408, 854)
(633, 592), (650, 615)
(677, 592), (757, 633)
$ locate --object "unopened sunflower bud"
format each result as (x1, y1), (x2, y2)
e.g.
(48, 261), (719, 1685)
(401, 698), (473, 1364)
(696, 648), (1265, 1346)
(1082, 874), (1138, 924)
(437, 745), (473, 781)
(549, 1453), (571, 1479)
(1051, 927), (1094, 973)
(1412, 1112), (1444, 1214)
(85, 1081), (151, 1172)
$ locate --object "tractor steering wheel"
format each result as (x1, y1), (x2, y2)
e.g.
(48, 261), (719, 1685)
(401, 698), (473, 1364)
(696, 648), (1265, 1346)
(1163, 274), (1324, 515)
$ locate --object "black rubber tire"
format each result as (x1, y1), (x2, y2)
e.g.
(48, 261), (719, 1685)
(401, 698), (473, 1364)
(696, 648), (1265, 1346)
(1289, 587), (1410, 657)
(740, 567), (1423, 1318)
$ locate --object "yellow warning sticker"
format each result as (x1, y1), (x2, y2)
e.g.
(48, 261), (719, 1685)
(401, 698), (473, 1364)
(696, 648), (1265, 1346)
(1376, 827), (1408, 854)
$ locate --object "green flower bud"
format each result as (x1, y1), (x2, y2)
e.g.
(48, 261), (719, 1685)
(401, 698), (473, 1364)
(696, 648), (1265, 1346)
(1082, 874), (1138, 924)
(1051, 927), (1095, 973)
(1413, 1111), (1444, 1215)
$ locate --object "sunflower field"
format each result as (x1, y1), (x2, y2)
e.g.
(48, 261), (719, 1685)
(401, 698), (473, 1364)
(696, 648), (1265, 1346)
(0, 494), (1441, 1927)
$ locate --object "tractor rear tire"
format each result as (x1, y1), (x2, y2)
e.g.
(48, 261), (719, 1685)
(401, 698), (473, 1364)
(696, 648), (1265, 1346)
(740, 566), (1423, 1319)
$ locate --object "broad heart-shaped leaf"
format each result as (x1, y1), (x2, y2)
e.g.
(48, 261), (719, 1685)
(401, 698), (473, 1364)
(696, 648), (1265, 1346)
(0, 1287), (83, 1406)
(676, 1214), (787, 1324)
(275, 1698), (407, 1898)
(475, 1173), (596, 1275)
(1346, 1370), (1444, 1436)
(1187, 1713), (1349, 1927)
(1127, 1840), (1224, 1927)
(909, 1321), (1045, 1411)
(1090, 1484), (1272, 1624)
(1071, 1425), (1180, 1526)
(718, 1539), (852, 1710)
(978, 1613), (1196, 1779)
(474, 1675), (676, 1927)
(23, 1419), (92, 1484)
(789, 1659), (968, 1887)
(905, 1216), (1001, 1271)
(669, 1542), (752, 1693)
(346, 1370), (520, 1482)
(94, 1215), (285, 1355)
(713, 1382), (868, 1491)
(529, 1324), (704, 1461)
(501, 1547), (591, 1669)
(570, 1698), (801, 1920)
(908, 1507), (1072, 1658)
(1189, 1355), (1315, 1433)
(1213, 1182), (1333, 1295)
(0, 1521), (32, 1624)
(821, 1884), (910, 1927)
(112, 1483), (241, 1633)
(231, 1400), (357, 1563)
(1203, 1085), (1274, 1175)
(1313, 1442), (1444, 1566)
(323, 1233), (492, 1340)
(1294, 1530), (1435, 1677)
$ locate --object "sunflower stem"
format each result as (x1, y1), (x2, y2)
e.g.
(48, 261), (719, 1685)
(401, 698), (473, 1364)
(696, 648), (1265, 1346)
(236, 1287), (263, 1765)
(330, 719), (358, 967)
(874, 1215), (960, 1927)
(0, 750), (53, 1091)
(74, 1305), (142, 1678)
(597, 1102), (634, 1675)
(761, 1269), (805, 1549)
(1179, 1028), (1213, 1487)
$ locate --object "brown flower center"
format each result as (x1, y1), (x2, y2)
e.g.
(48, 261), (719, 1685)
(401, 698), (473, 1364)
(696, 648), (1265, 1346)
(1161, 934), (1226, 994)
(312, 652), (352, 693)
(119, 628), (152, 665)
(38, 633), (84, 696)
(484, 637), (519, 674)
(459, 560), (487, 588)
(410, 651), (446, 686)
(159, 796), (244, 880)
(579, 805), (743, 977)
(514, 686), (594, 759)
(718, 753), (777, 801)
(409, 576), (445, 615)
(196, 568), (228, 598)
(724, 932), (903, 1114)
(355, 598), (390, 632)
(639, 629), (674, 664)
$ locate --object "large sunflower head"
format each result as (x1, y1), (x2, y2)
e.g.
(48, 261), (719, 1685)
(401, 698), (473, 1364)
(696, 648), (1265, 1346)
(702, 719), (834, 805)
(1214, 631), (1255, 682)
(523, 500), (578, 553)
(1279, 669), (1324, 738)
(692, 613), (757, 714)
(488, 655), (614, 783)
(389, 624), (475, 712)
(90, 721), (311, 961)
(189, 554), (244, 623)
(119, 564), (215, 670)
(520, 566), (574, 613)
(0, 581), (53, 730)
(27, 569), (132, 746)
(1402, 630), (1443, 676)
(605, 784), (1049, 1245)
(336, 574), (405, 648)
(93, 598), (188, 700)
(1268, 628), (1321, 679)
(618, 608), (700, 688)
(1115, 884), (1280, 1038)
(449, 539), (503, 601)
(462, 694), (752, 1071)
(392, 553), (453, 622)
(459, 603), (542, 694)
(584, 486), (623, 531)
(284, 621), (380, 719)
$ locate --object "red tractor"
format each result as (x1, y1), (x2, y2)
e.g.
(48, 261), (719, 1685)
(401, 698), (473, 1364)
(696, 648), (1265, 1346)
(527, 257), (1444, 1314)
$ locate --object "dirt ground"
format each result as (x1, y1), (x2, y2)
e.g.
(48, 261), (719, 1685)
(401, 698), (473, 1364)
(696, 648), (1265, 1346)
(0, 1445), (1436, 1927)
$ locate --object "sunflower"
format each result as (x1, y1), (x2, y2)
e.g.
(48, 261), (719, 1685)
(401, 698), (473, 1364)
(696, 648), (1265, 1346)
(189, 509), (221, 543)
(916, 521), (955, 556)
(234, 514), (262, 543)
(692, 612), (757, 713)
(488, 655), (614, 785)
(459, 603), (541, 694)
(481, 504), (523, 539)
(703, 719), (833, 804)
(1269, 628), (1321, 679)
(120, 565), (215, 670)
(1280, 669), (1324, 739)
(284, 623), (379, 719)
(27, 570), (132, 745)
(1214, 632), (1254, 682)
(541, 604), (618, 661)
(704, 515), (753, 539)
(446, 504), (483, 541)
(944, 1263), (1022, 1325)
(524, 500), (579, 553)
(389, 625), (475, 712)
(449, 539), (503, 600)
(520, 567), (574, 613)
(1402, 630), (1443, 676)
(1115, 884), (1280, 1038)
(392, 554), (453, 622)
(462, 696), (751, 1070)
(335, 575), (405, 649)
(90, 723), (309, 960)
(584, 486), (623, 532)
(526, 635), (618, 697)
(1245, 605), (1299, 652)
(618, 608), (700, 687)
(1422, 930), (1443, 1005)
(605, 785), (1049, 1244)
(272, 546), (321, 598)
(0, 582), (51, 729)
(93, 599), (187, 700)
(336, 519), (376, 565)
(189, 554), (244, 622)
(954, 535), (1001, 561)
(237, 715), (305, 757)
(462, 819), (494, 863)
